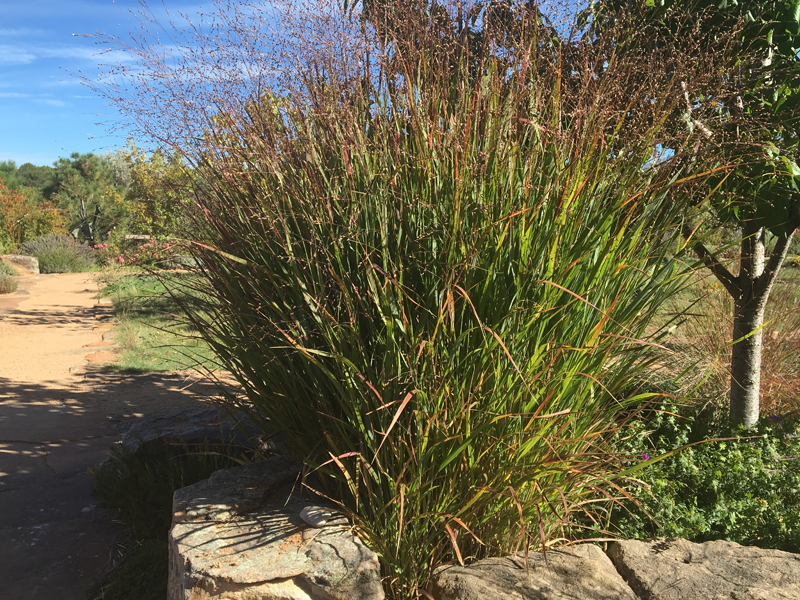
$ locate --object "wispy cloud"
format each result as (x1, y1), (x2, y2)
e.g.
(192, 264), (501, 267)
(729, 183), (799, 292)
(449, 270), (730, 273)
(35, 99), (67, 107)
(41, 78), (83, 87)
(0, 92), (30, 98)
(0, 42), (137, 66)
(0, 45), (36, 65)
(0, 27), (45, 36)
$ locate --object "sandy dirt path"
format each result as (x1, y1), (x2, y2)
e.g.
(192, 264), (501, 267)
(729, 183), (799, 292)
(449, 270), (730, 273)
(0, 269), (215, 600)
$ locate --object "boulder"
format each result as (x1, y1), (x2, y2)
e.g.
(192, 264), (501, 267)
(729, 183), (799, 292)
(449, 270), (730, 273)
(3, 254), (39, 275)
(430, 544), (638, 600)
(608, 538), (800, 600)
(119, 407), (263, 453)
(168, 456), (384, 600)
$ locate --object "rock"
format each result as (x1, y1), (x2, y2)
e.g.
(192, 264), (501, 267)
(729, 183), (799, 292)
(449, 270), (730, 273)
(608, 538), (800, 600)
(168, 456), (384, 600)
(119, 407), (263, 453)
(3, 254), (39, 275)
(300, 505), (349, 528)
(430, 544), (638, 600)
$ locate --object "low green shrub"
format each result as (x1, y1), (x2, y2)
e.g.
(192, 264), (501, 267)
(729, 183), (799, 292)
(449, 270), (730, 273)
(0, 260), (17, 276)
(20, 233), (96, 273)
(606, 401), (800, 552)
(87, 439), (254, 599)
(0, 271), (17, 294)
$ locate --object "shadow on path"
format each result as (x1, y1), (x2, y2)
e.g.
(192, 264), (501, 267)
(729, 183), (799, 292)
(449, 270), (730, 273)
(0, 368), (219, 600)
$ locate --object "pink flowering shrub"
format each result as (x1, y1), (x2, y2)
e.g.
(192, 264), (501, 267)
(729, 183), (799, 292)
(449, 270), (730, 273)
(92, 242), (117, 267)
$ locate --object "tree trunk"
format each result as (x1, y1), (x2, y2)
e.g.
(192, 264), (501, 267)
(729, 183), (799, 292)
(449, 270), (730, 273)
(729, 298), (765, 428)
(729, 221), (766, 429)
(686, 212), (797, 429)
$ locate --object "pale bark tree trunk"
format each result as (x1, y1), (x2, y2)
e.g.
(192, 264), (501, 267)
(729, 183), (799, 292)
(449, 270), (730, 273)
(684, 216), (797, 428)
(729, 221), (767, 428)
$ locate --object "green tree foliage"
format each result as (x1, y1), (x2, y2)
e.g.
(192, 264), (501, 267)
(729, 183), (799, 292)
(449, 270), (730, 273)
(16, 163), (57, 196)
(0, 160), (57, 199)
(124, 145), (194, 238)
(50, 152), (130, 243)
(586, 0), (800, 427)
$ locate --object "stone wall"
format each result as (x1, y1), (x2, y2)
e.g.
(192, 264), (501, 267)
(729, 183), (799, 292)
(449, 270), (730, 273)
(169, 457), (800, 600)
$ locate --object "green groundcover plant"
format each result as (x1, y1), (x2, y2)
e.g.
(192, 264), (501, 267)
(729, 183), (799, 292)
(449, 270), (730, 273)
(0, 261), (17, 277)
(87, 439), (252, 600)
(20, 233), (96, 273)
(607, 399), (800, 552)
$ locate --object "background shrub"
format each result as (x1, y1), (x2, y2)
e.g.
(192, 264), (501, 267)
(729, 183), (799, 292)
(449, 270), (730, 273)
(607, 401), (800, 552)
(0, 272), (17, 294)
(0, 181), (65, 253)
(662, 271), (800, 418)
(20, 233), (96, 273)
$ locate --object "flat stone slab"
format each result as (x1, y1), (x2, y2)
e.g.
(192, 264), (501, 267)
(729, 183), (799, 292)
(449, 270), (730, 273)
(430, 544), (638, 600)
(608, 538), (800, 600)
(119, 406), (262, 452)
(169, 456), (384, 600)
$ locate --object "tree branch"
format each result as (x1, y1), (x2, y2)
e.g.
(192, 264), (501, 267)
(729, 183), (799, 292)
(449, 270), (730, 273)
(682, 223), (740, 297)
(755, 230), (796, 298)
(755, 200), (800, 297)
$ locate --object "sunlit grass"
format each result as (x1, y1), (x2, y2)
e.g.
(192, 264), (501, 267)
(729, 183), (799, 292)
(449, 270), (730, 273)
(97, 270), (217, 372)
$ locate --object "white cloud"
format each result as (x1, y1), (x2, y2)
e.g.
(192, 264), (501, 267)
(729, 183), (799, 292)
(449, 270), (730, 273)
(0, 28), (45, 37)
(41, 78), (83, 87)
(0, 45), (36, 65)
(36, 45), (137, 64)
(0, 92), (29, 98)
(0, 42), (137, 67)
(35, 99), (67, 107)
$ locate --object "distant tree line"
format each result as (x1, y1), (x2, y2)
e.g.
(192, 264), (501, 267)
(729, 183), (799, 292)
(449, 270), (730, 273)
(0, 147), (194, 253)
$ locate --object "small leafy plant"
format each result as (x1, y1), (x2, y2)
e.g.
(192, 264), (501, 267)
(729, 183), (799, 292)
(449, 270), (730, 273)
(0, 261), (17, 276)
(87, 438), (253, 600)
(20, 233), (96, 273)
(607, 400), (800, 552)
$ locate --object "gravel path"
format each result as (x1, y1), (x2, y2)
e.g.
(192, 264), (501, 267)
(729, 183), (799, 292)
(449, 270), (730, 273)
(0, 267), (214, 599)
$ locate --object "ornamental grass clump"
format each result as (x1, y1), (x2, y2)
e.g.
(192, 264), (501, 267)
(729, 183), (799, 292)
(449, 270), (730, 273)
(20, 233), (96, 274)
(92, 1), (745, 596)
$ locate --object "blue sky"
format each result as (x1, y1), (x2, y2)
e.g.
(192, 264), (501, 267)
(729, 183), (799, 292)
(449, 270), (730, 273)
(1, 0), (583, 168)
(0, 1), (193, 167)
